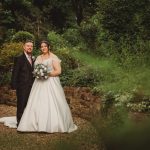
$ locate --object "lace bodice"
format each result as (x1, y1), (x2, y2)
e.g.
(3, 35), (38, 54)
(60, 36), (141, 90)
(34, 55), (61, 73)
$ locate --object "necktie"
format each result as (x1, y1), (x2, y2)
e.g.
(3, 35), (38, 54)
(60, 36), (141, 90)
(28, 55), (32, 65)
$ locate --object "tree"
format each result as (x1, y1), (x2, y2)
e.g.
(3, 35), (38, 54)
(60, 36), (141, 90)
(96, 0), (150, 39)
(71, 0), (97, 25)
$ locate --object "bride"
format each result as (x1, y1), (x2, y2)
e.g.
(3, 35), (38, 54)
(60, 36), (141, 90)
(0, 40), (77, 133)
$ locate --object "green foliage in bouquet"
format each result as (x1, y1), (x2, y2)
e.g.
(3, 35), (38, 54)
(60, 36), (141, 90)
(33, 64), (49, 80)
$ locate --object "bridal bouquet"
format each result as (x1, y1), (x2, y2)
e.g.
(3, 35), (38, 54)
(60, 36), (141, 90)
(33, 64), (49, 80)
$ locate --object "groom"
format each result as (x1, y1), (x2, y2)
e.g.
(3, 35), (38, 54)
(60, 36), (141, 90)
(11, 40), (35, 126)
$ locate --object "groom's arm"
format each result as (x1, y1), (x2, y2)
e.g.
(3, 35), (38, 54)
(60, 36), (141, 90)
(11, 57), (20, 90)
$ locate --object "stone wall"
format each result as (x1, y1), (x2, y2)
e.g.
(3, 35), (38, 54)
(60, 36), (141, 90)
(0, 86), (101, 120)
(0, 86), (17, 106)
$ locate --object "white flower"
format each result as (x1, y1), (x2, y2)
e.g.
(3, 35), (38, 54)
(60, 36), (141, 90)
(33, 63), (49, 80)
(40, 69), (43, 73)
(40, 73), (44, 76)
(45, 76), (48, 79)
(32, 56), (36, 61)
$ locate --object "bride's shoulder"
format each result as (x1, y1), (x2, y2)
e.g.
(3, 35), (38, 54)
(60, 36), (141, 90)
(36, 55), (42, 60)
(35, 55), (42, 63)
(51, 53), (58, 58)
(50, 53), (61, 62)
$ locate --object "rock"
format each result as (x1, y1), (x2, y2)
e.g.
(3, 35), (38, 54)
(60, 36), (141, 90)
(0, 86), (16, 105)
(64, 86), (101, 120)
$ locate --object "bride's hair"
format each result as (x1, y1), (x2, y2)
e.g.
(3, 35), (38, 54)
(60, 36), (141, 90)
(40, 40), (51, 50)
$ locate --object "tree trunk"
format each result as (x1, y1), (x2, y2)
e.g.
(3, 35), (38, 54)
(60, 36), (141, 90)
(71, 0), (83, 26)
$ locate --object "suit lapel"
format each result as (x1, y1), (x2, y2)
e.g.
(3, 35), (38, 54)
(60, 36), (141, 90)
(22, 53), (32, 69)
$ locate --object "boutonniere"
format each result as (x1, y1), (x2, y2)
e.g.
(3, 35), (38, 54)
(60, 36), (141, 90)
(32, 56), (36, 61)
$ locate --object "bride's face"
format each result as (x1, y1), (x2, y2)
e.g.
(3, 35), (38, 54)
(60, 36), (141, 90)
(41, 43), (49, 54)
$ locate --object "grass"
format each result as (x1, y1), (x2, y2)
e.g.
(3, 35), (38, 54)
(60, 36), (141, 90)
(0, 132), (78, 150)
(0, 128), (99, 150)
(0, 117), (99, 150)
(91, 107), (150, 150)
(72, 50), (150, 95)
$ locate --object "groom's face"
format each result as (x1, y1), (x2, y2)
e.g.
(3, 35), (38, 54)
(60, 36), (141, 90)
(23, 42), (33, 55)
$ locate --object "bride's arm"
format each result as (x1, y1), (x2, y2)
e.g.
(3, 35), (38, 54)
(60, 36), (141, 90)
(49, 60), (61, 77)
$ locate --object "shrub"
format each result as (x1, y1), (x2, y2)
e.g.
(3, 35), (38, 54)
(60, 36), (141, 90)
(47, 31), (67, 50)
(80, 21), (98, 49)
(0, 42), (23, 69)
(54, 47), (80, 86)
(95, 39), (117, 57)
(55, 47), (79, 70)
(61, 66), (101, 87)
(0, 72), (11, 85)
(101, 90), (150, 114)
(62, 28), (83, 46)
(4, 29), (16, 42)
(12, 31), (35, 42)
(92, 107), (150, 150)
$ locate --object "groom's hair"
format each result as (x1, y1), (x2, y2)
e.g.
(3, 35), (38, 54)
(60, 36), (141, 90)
(24, 39), (34, 44)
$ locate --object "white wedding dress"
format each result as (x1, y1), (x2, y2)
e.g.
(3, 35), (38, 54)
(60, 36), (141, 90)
(0, 56), (77, 133)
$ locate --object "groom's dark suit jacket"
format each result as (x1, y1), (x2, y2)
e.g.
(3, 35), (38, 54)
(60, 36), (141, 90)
(11, 52), (34, 125)
(11, 52), (34, 90)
